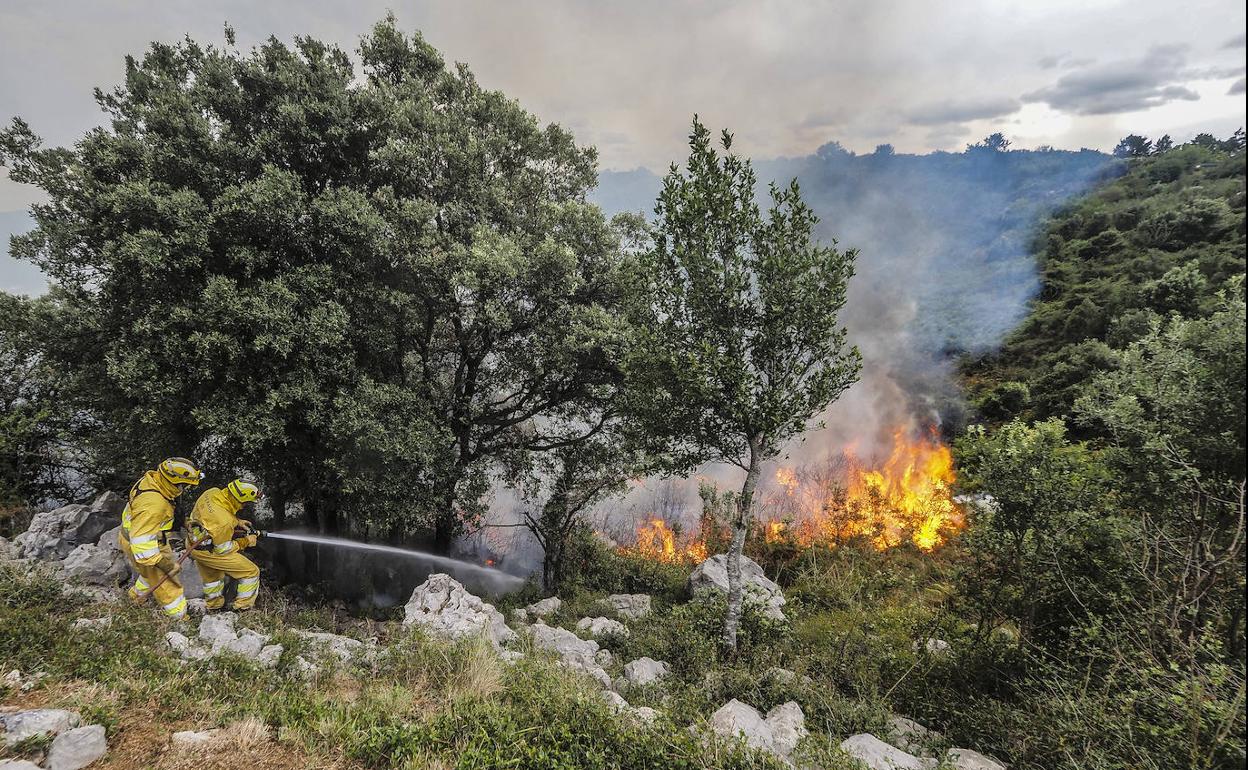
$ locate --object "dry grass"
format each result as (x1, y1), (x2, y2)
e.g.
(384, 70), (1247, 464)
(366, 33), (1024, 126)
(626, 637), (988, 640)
(447, 636), (504, 702)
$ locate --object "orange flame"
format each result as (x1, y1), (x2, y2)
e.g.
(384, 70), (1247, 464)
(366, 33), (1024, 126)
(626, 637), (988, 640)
(613, 427), (962, 565)
(630, 516), (707, 564)
(765, 427), (963, 552)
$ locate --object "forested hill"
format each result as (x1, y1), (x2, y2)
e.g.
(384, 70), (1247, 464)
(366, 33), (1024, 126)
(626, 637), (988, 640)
(595, 141), (1116, 359)
(963, 135), (1247, 424)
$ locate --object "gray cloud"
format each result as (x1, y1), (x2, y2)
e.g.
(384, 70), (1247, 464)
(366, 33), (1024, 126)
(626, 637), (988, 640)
(906, 96), (1021, 126)
(1024, 44), (1203, 115)
(1231, 77), (1246, 95)
(0, 0), (1244, 189)
(1224, 33), (1247, 48)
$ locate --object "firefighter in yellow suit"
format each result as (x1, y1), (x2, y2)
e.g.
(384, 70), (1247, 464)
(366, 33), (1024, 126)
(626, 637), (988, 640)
(188, 479), (264, 612)
(120, 457), (204, 619)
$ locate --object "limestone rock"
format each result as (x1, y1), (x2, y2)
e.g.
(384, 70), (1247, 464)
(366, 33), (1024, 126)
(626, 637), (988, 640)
(530, 622), (613, 689)
(632, 706), (660, 726)
(1, 709), (81, 747)
(294, 630), (368, 663)
(687, 554), (786, 621)
(0, 759), (44, 769)
(0, 535), (22, 561)
(510, 608), (529, 623)
(171, 729), (218, 749)
(946, 748), (1007, 770)
(524, 596), (562, 618)
(615, 657), (670, 690)
(60, 544), (129, 587)
(94, 526), (122, 550)
(257, 645), (284, 669)
(575, 616), (629, 638)
(71, 617), (114, 631)
(840, 733), (937, 770)
(599, 690), (629, 711)
(708, 699), (806, 762)
(915, 638), (951, 656)
(224, 628), (267, 657)
(402, 574), (516, 651)
(48, 724), (107, 770)
(14, 492), (123, 561)
(600, 593), (651, 619)
(198, 613), (239, 648)
(887, 716), (943, 758)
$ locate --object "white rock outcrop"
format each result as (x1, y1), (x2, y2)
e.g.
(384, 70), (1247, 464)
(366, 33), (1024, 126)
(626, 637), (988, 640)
(840, 733), (937, 770)
(529, 621), (613, 690)
(59, 543), (129, 587)
(575, 616), (629, 638)
(164, 614), (283, 668)
(14, 492), (123, 561)
(687, 554), (786, 621)
(599, 593), (652, 619)
(708, 699), (806, 763)
(615, 657), (670, 690)
(402, 574), (516, 651)
(886, 716), (943, 758)
(48, 724), (107, 770)
(524, 597), (562, 618)
(1, 709), (81, 747)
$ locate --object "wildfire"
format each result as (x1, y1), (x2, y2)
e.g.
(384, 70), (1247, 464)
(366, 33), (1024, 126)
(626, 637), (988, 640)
(767, 427), (963, 552)
(630, 516), (707, 564)
(615, 427), (963, 564)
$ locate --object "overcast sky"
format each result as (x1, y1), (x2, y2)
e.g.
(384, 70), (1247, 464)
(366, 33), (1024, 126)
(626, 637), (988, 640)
(1, 0), (1245, 212)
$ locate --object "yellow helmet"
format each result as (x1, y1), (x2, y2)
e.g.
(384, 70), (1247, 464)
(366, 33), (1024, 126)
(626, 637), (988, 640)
(227, 478), (262, 503)
(159, 457), (204, 486)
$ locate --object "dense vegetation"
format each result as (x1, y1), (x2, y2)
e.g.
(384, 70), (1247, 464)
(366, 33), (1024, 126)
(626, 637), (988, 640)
(965, 133), (1246, 423)
(0, 15), (1243, 770)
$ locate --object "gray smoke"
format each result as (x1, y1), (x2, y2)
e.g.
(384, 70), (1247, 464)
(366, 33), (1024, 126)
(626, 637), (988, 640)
(481, 141), (1116, 545)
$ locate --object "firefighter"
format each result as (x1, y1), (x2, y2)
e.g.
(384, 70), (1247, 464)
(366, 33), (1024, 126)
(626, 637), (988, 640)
(120, 457), (204, 619)
(188, 479), (264, 612)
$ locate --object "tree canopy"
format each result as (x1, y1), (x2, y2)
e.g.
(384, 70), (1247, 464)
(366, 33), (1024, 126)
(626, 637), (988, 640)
(0, 17), (637, 548)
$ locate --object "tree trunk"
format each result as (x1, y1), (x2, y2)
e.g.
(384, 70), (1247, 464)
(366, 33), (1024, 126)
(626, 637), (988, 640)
(432, 485), (458, 554)
(270, 487), (287, 531)
(723, 436), (763, 652)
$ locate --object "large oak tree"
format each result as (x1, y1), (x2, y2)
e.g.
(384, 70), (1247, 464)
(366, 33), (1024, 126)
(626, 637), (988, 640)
(0, 18), (634, 549)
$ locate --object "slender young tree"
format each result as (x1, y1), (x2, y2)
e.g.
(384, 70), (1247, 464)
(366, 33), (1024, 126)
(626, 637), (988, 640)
(631, 118), (861, 650)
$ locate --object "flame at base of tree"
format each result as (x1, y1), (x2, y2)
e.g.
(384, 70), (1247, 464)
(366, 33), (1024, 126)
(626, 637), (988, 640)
(615, 426), (964, 563)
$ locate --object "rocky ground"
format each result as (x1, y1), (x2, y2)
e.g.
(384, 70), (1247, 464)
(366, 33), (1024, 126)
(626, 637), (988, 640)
(1, 500), (1007, 769)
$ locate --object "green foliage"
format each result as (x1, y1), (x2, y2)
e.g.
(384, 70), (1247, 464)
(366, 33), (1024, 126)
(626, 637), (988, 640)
(0, 294), (84, 521)
(0, 17), (636, 547)
(629, 118), (861, 471)
(627, 117), (860, 649)
(571, 529), (690, 600)
(955, 419), (1136, 644)
(965, 138), (1246, 424)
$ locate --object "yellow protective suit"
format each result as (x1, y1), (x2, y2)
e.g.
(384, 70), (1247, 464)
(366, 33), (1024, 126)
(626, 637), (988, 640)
(188, 487), (261, 611)
(120, 470), (188, 619)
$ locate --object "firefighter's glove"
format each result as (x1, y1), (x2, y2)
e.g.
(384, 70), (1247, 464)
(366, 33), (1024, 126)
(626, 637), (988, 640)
(245, 534), (259, 548)
(156, 553), (182, 578)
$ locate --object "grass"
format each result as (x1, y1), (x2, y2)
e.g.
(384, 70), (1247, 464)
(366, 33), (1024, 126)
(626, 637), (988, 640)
(0, 561), (809, 769)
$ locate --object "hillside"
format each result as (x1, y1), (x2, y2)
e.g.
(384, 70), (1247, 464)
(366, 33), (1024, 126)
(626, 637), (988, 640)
(962, 139), (1247, 423)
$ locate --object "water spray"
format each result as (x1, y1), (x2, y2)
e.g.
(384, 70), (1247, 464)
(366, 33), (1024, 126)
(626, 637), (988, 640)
(262, 531), (525, 590)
